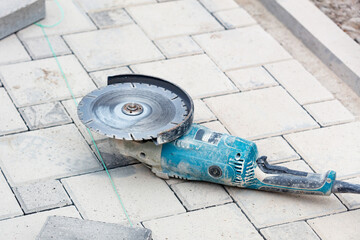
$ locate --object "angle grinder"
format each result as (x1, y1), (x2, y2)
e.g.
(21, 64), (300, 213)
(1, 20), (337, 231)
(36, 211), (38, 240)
(78, 74), (360, 195)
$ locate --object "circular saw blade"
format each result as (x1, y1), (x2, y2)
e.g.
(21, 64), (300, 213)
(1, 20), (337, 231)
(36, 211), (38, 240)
(77, 74), (194, 144)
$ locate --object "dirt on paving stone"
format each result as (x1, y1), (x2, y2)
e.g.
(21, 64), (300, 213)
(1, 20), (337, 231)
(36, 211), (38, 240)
(310, 0), (360, 44)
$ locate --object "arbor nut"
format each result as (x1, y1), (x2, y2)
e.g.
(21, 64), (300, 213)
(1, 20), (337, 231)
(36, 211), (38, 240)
(122, 103), (143, 116)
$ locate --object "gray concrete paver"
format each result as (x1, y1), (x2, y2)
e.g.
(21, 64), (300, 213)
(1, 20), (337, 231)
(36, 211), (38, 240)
(0, 124), (102, 186)
(13, 180), (72, 214)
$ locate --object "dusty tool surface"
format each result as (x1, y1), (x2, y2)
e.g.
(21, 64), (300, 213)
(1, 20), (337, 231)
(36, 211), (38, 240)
(78, 74), (360, 195)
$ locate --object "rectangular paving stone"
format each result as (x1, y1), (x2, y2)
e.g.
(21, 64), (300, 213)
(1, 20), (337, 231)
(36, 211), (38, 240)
(308, 210), (360, 240)
(91, 139), (139, 169)
(17, 0), (96, 40)
(0, 34), (31, 65)
(205, 86), (318, 140)
(19, 102), (72, 130)
(199, 0), (238, 12)
(62, 98), (107, 143)
(285, 122), (360, 179)
(13, 180), (71, 214)
(193, 26), (292, 71)
(227, 160), (346, 228)
(260, 221), (320, 240)
(0, 0), (45, 40)
(74, 0), (155, 12)
(143, 204), (263, 240)
(154, 36), (203, 58)
(64, 25), (164, 71)
(193, 99), (216, 123)
(0, 55), (97, 107)
(0, 124), (102, 186)
(336, 177), (360, 210)
(131, 54), (237, 99)
(304, 100), (355, 127)
(254, 136), (299, 164)
(37, 216), (152, 240)
(0, 88), (27, 135)
(171, 182), (232, 211)
(226, 66), (278, 91)
(127, 0), (223, 39)
(22, 35), (71, 59)
(214, 8), (257, 29)
(62, 164), (185, 223)
(201, 121), (229, 134)
(0, 206), (80, 240)
(89, 67), (132, 88)
(264, 60), (333, 105)
(88, 8), (133, 29)
(0, 171), (23, 220)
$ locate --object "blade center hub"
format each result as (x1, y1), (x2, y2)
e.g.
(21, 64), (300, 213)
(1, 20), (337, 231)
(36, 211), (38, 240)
(122, 102), (144, 116)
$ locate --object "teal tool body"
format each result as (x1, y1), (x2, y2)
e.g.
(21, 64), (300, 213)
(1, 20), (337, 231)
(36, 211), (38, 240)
(78, 74), (360, 196)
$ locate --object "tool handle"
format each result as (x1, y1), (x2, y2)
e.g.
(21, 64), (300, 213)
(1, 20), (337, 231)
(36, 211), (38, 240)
(254, 157), (335, 195)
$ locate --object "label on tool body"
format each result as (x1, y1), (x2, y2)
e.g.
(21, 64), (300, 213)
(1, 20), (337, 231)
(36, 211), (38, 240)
(194, 129), (222, 146)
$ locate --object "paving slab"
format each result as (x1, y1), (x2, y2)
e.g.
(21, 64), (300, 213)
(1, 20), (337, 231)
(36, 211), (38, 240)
(88, 8), (133, 29)
(19, 102), (72, 130)
(0, 171), (23, 220)
(17, 0), (96, 40)
(254, 136), (299, 164)
(91, 139), (139, 169)
(0, 206), (80, 240)
(214, 8), (257, 29)
(171, 182), (232, 210)
(143, 203), (263, 240)
(205, 86), (318, 140)
(336, 177), (360, 210)
(154, 36), (203, 58)
(0, 34), (31, 65)
(226, 66), (278, 91)
(0, 0), (45, 40)
(193, 99), (216, 123)
(0, 124), (102, 186)
(308, 210), (360, 240)
(64, 25), (164, 71)
(260, 0), (360, 96)
(0, 88), (27, 135)
(89, 67), (132, 88)
(285, 122), (360, 179)
(260, 221), (320, 240)
(199, 0), (238, 12)
(62, 98), (107, 143)
(0, 55), (96, 107)
(201, 121), (229, 134)
(74, 0), (155, 12)
(37, 216), (152, 240)
(193, 26), (292, 71)
(62, 164), (185, 223)
(22, 35), (71, 59)
(13, 180), (71, 214)
(264, 60), (333, 105)
(227, 160), (345, 228)
(304, 100), (355, 127)
(127, 0), (223, 39)
(131, 54), (237, 99)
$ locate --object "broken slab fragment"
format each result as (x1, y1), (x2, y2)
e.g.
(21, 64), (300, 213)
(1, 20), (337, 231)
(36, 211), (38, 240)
(37, 216), (152, 240)
(0, 0), (45, 40)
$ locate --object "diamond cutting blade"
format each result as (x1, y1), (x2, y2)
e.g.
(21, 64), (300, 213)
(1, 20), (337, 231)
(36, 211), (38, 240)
(77, 74), (194, 144)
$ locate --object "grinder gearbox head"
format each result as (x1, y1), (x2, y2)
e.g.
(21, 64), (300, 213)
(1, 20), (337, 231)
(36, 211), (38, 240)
(77, 74), (194, 144)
